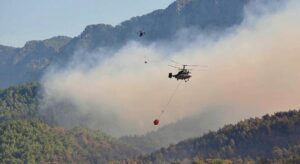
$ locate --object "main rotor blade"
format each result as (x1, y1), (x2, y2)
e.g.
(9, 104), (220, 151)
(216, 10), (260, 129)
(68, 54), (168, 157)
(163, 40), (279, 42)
(185, 64), (208, 67)
(168, 65), (181, 69)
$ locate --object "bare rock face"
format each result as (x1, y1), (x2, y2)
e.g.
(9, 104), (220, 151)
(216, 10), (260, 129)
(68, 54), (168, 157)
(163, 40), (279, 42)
(176, 0), (191, 12)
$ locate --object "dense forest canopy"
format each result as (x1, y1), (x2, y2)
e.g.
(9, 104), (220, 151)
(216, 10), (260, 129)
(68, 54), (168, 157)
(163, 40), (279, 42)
(133, 110), (300, 163)
(0, 83), (141, 163)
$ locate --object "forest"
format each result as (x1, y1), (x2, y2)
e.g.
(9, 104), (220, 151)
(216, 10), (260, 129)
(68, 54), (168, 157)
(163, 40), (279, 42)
(0, 83), (300, 163)
(0, 83), (140, 163)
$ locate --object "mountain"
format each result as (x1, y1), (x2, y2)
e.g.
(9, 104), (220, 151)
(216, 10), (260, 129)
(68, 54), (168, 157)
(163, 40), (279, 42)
(61, 0), (249, 55)
(133, 110), (300, 163)
(0, 0), (251, 88)
(42, 36), (72, 52)
(0, 83), (141, 163)
(0, 36), (72, 88)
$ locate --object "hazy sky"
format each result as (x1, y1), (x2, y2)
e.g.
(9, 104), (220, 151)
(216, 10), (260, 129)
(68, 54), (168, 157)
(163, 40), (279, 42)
(0, 0), (174, 47)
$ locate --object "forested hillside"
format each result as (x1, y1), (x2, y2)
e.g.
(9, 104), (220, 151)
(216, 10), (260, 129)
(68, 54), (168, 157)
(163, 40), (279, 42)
(0, 83), (40, 121)
(1, 84), (300, 163)
(132, 110), (300, 163)
(0, 83), (141, 163)
(120, 109), (237, 153)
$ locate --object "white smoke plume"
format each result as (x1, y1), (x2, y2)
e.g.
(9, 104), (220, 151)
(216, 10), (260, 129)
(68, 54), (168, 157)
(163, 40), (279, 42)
(41, 0), (300, 137)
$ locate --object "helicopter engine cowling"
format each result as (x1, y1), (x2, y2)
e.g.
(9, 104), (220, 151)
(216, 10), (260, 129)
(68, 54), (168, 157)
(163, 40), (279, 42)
(168, 73), (173, 78)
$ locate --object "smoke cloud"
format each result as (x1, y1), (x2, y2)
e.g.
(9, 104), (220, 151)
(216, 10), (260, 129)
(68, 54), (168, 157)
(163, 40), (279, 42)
(41, 0), (300, 137)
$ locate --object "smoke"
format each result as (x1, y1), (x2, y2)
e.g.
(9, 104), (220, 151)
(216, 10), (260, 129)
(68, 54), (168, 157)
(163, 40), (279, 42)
(41, 0), (300, 137)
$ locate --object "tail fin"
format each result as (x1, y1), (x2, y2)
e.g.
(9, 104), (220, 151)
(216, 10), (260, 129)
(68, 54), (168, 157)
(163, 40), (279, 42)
(168, 73), (173, 78)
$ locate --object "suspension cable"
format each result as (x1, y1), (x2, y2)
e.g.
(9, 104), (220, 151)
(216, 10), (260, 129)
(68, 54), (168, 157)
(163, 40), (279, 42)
(159, 81), (183, 118)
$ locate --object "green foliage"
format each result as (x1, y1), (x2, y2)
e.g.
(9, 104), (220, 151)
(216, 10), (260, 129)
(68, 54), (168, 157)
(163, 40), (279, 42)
(136, 110), (300, 163)
(0, 119), (72, 163)
(0, 83), (141, 163)
(0, 82), (40, 121)
(0, 119), (140, 163)
(69, 127), (140, 163)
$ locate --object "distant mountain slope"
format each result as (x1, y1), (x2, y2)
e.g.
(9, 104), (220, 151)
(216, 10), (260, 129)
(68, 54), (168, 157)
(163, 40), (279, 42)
(42, 36), (72, 52)
(0, 0), (251, 88)
(0, 36), (72, 88)
(136, 110), (300, 163)
(59, 0), (249, 59)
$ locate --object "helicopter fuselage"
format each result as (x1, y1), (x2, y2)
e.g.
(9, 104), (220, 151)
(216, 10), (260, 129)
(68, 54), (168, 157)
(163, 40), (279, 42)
(169, 70), (191, 82)
(174, 72), (191, 80)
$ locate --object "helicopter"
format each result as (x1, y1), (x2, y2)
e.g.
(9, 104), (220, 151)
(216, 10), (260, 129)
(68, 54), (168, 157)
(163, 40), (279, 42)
(138, 30), (146, 37)
(168, 60), (206, 82)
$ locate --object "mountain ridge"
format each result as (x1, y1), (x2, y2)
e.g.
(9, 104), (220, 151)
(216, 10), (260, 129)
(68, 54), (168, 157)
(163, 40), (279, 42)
(0, 0), (250, 88)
